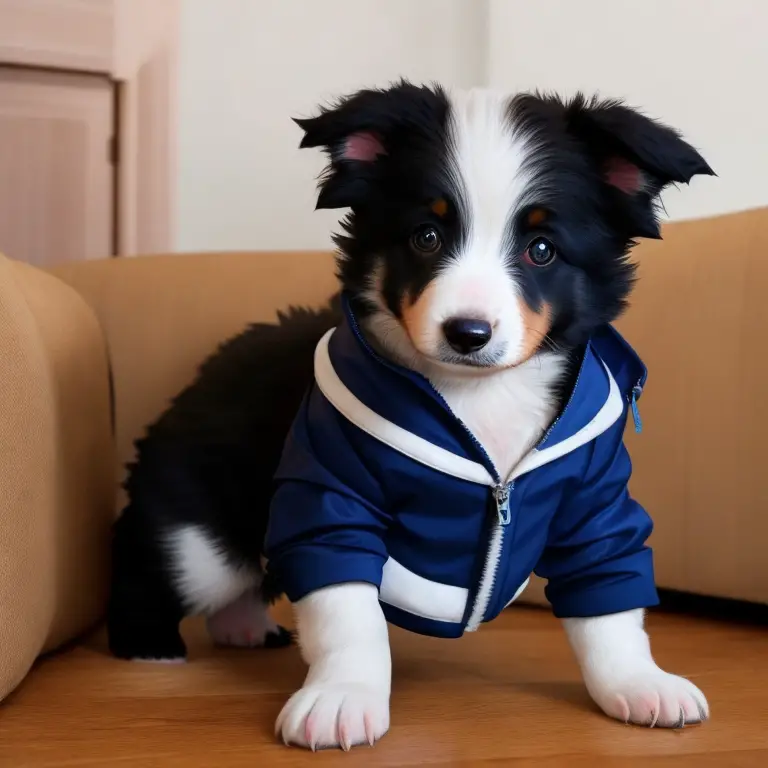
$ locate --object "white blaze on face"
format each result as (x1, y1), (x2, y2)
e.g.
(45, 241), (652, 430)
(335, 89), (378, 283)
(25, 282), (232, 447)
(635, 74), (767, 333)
(403, 89), (540, 367)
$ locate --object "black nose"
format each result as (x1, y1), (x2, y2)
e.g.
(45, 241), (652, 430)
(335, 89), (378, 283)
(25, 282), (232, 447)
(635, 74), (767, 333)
(442, 318), (493, 354)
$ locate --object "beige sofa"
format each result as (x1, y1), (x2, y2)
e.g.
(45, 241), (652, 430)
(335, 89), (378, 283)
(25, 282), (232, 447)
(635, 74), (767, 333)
(1, 207), (766, 703)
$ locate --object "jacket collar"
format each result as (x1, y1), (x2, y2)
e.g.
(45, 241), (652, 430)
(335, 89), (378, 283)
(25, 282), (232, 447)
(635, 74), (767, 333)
(314, 295), (646, 485)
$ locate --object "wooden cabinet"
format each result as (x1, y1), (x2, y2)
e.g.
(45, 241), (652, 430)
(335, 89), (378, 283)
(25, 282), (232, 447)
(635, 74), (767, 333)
(0, 0), (179, 266)
(0, 68), (113, 267)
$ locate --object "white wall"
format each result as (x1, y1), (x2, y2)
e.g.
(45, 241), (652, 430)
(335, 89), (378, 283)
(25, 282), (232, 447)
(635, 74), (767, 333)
(176, 0), (485, 252)
(488, 0), (766, 222)
(176, 0), (766, 251)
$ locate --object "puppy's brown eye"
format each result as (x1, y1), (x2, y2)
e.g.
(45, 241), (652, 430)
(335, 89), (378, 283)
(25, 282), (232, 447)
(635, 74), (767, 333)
(411, 226), (442, 255)
(524, 237), (556, 267)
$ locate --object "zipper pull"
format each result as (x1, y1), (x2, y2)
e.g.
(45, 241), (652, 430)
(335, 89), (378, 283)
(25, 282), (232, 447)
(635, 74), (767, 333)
(493, 483), (512, 526)
(630, 385), (643, 434)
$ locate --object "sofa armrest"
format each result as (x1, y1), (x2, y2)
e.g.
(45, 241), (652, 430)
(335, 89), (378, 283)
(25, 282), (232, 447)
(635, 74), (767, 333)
(0, 256), (114, 703)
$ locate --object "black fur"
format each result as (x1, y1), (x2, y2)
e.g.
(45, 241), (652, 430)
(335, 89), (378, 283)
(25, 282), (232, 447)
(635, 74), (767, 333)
(509, 91), (712, 347)
(107, 300), (340, 659)
(296, 80), (457, 319)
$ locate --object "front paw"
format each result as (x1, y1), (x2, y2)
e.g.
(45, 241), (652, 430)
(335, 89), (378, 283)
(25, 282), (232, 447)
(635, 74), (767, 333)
(275, 683), (390, 750)
(588, 668), (709, 728)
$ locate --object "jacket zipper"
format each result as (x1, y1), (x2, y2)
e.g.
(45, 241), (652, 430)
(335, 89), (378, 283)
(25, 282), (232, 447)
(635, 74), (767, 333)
(347, 310), (513, 627)
(493, 483), (512, 525)
(345, 311), (643, 631)
(630, 384), (643, 433)
(469, 357), (593, 611)
(349, 308), (562, 628)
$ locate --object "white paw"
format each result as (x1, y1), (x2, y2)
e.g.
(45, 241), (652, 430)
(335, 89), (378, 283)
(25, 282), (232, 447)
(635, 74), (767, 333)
(206, 591), (290, 648)
(275, 683), (390, 750)
(589, 668), (709, 728)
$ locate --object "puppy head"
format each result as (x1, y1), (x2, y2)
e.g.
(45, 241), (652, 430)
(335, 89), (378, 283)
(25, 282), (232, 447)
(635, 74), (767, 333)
(295, 82), (713, 370)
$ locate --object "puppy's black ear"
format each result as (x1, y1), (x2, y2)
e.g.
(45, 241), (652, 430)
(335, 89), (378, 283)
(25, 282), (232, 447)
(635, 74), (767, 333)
(294, 80), (448, 210)
(565, 94), (715, 238)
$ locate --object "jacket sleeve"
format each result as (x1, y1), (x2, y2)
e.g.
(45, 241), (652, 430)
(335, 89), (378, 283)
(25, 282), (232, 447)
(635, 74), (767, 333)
(264, 385), (391, 603)
(534, 413), (659, 619)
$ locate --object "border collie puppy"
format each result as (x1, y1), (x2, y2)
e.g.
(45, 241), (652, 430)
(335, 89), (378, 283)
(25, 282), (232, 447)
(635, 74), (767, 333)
(107, 82), (713, 750)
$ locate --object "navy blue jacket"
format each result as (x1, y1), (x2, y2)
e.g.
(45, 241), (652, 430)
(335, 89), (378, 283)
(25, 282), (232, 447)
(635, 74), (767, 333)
(264, 299), (658, 638)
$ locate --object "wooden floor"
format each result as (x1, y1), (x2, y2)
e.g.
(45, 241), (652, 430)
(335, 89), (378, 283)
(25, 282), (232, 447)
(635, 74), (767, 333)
(0, 602), (766, 767)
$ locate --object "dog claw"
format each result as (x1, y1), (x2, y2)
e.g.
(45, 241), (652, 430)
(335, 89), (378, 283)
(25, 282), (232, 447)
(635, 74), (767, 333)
(364, 714), (376, 746)
(305, 720), (315, 751)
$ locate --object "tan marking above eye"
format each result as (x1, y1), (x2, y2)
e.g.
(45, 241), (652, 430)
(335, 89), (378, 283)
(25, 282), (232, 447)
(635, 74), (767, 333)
(430, 198), (449, 217)
(526, 208), (547, 227)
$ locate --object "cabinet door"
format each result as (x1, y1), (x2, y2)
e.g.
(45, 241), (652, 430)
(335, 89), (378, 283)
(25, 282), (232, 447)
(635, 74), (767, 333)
(0, 68), (113, 267)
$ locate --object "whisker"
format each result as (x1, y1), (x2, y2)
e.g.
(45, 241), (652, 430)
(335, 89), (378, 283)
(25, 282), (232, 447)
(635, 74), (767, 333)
(525, 327), (561, 355)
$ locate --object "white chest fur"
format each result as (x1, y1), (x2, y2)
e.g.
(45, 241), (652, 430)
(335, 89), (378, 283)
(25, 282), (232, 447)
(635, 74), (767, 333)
(361, 314), (567, 480)
(426, 353), (566, 480)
